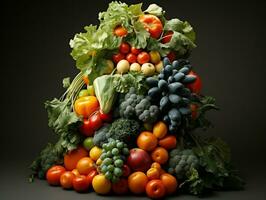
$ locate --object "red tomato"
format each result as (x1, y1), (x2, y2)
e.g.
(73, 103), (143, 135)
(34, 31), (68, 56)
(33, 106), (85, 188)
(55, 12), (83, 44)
(139, 14), (163, 38)
(126, 53), (137, 63)
(119, 42), (130, 54)
(60, 171), (75, 189)
(79, 119), (94, 137)
(166, 51), (176, 62)
(87, 170), (98, 185)
(112, 53), (125, 63)
(137, 52), (150, 64)
(114, 26), (128, 37)
(73, 175), (90, 192)
(122, 164), (131, 177)
(89, 112), (103, 131)
(186, 71), (202, 94)
(99, 110), (112, 122)
(46, 165), (66, 186)
(145, 180), (166, 199)
(162, 31), (173, 44)
(131, 47), (142, 55)
(112, 178), (129, 195)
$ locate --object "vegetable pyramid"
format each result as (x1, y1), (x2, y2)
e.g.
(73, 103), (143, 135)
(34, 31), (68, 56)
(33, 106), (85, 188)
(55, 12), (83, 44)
(30, 2), (244, 198)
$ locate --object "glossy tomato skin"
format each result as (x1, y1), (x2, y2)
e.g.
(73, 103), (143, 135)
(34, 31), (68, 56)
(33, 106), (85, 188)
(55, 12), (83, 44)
(87, 170), (98, 185)
(131, 47), (142, 55)
(112, 53), (125, 63)
(112, 178), (129, 195)
(79, 119), (94, 137)
(46, 165), (66, 186)
(99, 110), (112, 122)
(186, 71), (202, 94)
(139, 15), (163, 39)
(137, 52), (150, 64)
(146, 179), (166, 199)
(126, 53), (137, 63)
(114, 26), (128, 37)
(60, 171), (75, 189)
(73, 175), (90, 192)
(119, 42), (130, 54)
(122, 164), (131, 177)
(162, 31), (173, 44)
(89, 112), (103, 131)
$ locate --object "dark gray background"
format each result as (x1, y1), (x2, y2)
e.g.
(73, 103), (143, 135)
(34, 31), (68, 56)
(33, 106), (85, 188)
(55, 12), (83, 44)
(1, 0), (266, 199)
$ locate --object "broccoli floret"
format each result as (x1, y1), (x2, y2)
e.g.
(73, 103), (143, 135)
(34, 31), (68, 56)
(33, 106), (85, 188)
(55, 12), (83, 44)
(106, 118), (140, 146)
(93, 124), (110, 147)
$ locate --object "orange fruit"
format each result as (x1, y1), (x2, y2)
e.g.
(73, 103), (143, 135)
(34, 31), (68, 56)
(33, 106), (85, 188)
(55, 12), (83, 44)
(64, 147), (88, 170)
(151, 147), (169, 164)
(151, 162), (162, 171)
(160, 173), (178, 194)
(76, 157), (95, 175)
(158, 135), (177, 150)
(128, 172), (148, 194)
(137, 131), (158, 151)
(153, 121), (168, 139)
(92, 174), (112, 195)
(145, 179), (166, 199)
(146, 167), (160, 180)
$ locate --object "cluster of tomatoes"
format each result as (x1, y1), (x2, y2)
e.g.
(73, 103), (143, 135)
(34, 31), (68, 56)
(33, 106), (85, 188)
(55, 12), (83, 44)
(46, 120), (179, 199)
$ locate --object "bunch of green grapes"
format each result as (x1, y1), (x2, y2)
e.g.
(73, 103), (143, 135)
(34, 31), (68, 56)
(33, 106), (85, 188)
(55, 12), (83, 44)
(100, 138), (129, 183)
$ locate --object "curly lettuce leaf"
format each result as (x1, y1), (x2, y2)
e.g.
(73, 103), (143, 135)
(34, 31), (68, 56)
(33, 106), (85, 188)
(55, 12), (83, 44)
(144, 4), (164, 17)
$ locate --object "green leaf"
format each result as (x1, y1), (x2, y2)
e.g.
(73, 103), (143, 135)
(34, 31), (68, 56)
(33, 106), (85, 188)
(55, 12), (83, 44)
(62, 77), (71, 88)
(127, 21), (150, 49)
(144, 4), (164, 17)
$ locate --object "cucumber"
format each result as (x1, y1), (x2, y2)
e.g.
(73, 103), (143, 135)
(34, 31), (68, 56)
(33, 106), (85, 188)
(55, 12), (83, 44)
(173, 72), (185, 82)
(179, 107), (191, 115)
(148, 87), (161, 99)
(163, 57), (171, 66)
(169, 94), (181, 104)
(172, 60), (179, 69)
(160, 96), (170, 111)
(168, 108), (181, 121)
(179, 67), (189, 74)
(182, 75), (196, 83)
(158, 79), (168, 91)
(146, 77), (158, 87)
(168, 82), (183, 94)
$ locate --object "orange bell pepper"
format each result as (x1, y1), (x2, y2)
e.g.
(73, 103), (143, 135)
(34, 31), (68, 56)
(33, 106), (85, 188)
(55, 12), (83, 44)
(74, 96), (99, 118)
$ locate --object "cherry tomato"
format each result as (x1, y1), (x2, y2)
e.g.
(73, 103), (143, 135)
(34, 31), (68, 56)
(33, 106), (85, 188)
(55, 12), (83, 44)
(186, 71), (202, 94)
(126, 53), (137, 63)
(114, 26), (128, 37)
(112, 53), (125, 63)
(99, 110), (112, 122)
(60, 171), (75, 189)
(79, 119), (94, 137)
(139, 14), (163, 39)
(162, 31), (173, 44)
(46, 165), (66, 186)
(73, 175), (90, 192)
(112, 178), (129, 195)
(166, 51), (176, 62)
(145, 179), (166, 199)
(137, 52), (150, 64)
(89, 112), (103, 131)
(131, 47), (142, 55)
(87, 170), (98, 185)
(82, 75), (89, 85)
(122, 164), (131, 177)
(119, 42), (130, 54)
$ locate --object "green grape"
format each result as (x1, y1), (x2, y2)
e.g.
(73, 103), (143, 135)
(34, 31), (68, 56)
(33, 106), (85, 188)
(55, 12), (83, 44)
(102, 143), (108, 150)
(113, 155), (120, 161)
(101, 165), (108, 173)
(112, 175), (119, 183)
(110, 141), (116, 149)
(112, 148), (119, 156)
(106, 151), (112, 158)
(122, 148), (129, 155)
(103, 158), (112, 165)
(114, 167), (123, 177)
(114, 159), (123, 167)
(105, 171), (112, 180)
(100, 153), (107, 160)
(107, 164), (114, 172)
(116, 142), (124, 149)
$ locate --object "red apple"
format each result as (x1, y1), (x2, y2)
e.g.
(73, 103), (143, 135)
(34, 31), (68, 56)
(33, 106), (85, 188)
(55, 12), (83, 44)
(127, 148), (152, 172)
(112, 178), (129, 195)
(122, 164), (131, 177)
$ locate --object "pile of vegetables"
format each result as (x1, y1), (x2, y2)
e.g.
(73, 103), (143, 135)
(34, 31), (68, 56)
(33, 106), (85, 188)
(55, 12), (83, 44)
(30, 2), (244, 198)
